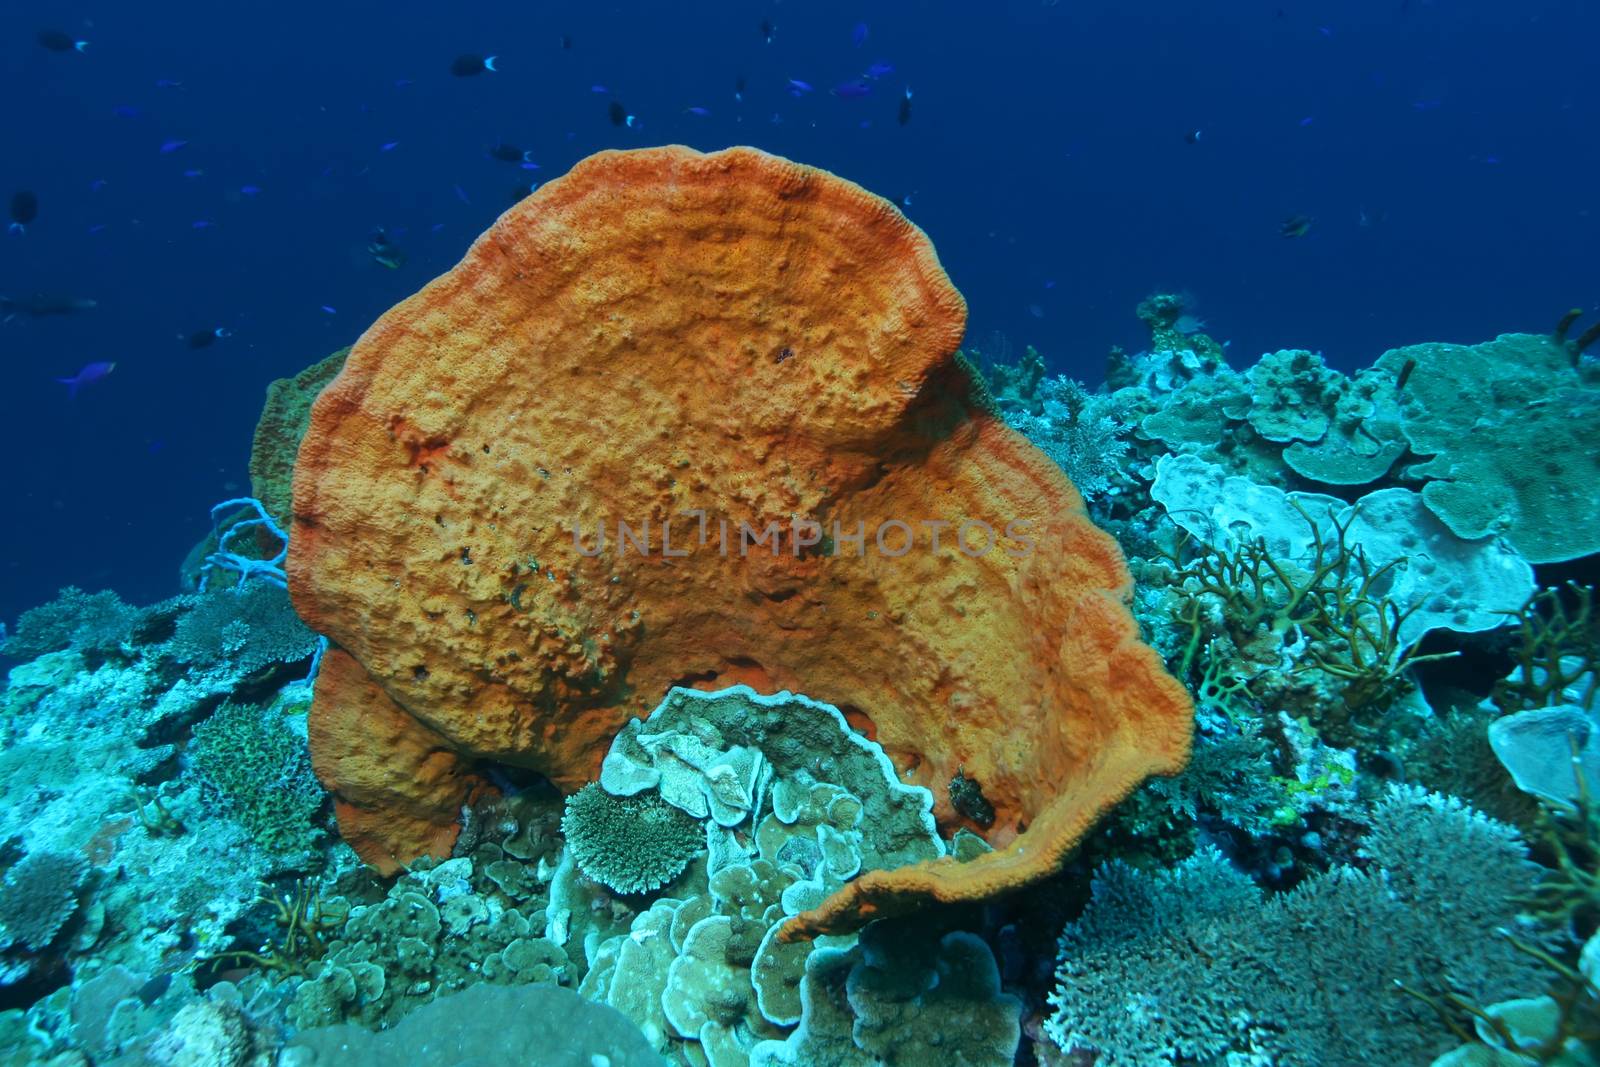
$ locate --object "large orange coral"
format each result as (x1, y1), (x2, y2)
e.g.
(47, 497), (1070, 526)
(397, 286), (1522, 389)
(288, 145), (1191, 933)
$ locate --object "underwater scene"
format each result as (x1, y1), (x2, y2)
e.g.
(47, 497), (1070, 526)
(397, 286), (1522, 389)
(3, 2), (1599, 1065)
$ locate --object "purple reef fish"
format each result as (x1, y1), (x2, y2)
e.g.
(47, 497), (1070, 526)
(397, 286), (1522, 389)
(56, 361), (115, 397)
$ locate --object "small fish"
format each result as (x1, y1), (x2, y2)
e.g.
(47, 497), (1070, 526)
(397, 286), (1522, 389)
(56, 361), (115, 397)
(761, 17), (775, 43)
(368, 228), (404, 269)
(182, 169), (204, 178)
(684, 106), (711, 117)
(9, 191), (38, 234)
(1279, 214), (1314, 238)
(1298, 116), (1314, 127)
(394, 78), (415, 89)
(852, 22), (869, 47)
(1185, 128), (1202, 143)
(239, 184), (261, 196)
(734, 75), (746, 102)
(453, 184), (472, 204)
(380, 140), (401, 152)
(832, 80), (872, 100)
(487, 142), (535, 163)
(787, 78), (814, 96)
(191, 219), (213, 229)
(320, 305), (338, 315)
(154, 78), (183, 89)
(451, 54), (499, 77)
(863, 61), (894, 79)
(608, 100), (636, 127)
(160, 139), (189, 153)
(898, 86), (912, 125)
(1, 293), (96, 319)
(37, 29), (88, 53)
(186, 327), (230, 349)
(590, 84), (609, 94)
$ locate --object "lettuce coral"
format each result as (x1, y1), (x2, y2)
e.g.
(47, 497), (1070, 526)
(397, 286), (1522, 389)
(1376, 333), (1600, 563)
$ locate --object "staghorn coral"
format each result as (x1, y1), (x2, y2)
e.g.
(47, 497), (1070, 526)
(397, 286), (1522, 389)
(288, 145), (1192, 932)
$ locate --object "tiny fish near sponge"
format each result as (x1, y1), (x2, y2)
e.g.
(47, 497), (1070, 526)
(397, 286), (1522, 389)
(286, 145), (1192, 934)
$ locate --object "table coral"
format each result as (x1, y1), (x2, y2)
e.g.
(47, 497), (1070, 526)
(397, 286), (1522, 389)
(1375, 333), (1600, 563)
(288, 145), (1191, 932)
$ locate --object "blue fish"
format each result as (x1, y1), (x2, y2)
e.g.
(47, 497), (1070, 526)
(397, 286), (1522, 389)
(56, 361), (115, 398)
(864, 61), (894, 79)
(160, 139), (189, 153)
(685, 106), (711, 117)
(833, 80), (872, 99)
(787, 79), (814, 97)
(852, 22), (869, 47)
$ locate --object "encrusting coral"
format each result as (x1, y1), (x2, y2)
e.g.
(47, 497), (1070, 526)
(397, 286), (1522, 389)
(287, 145), (1193, 931)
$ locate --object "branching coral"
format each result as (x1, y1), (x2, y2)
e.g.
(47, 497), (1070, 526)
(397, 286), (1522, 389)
(1493, 584), (1598, 715)
(1157, 500), (1456, 726)
(1047, 787), (1548, 1067)
(1, 586), (138, 661)
(202, 880), (347, 979)
(169, 581), (318, 678)
(1003, 376), (1132, 498)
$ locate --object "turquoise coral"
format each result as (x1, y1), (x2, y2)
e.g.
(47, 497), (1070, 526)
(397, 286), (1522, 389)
(562, 782), (706, 895)
(1376, 333), (1600, 563)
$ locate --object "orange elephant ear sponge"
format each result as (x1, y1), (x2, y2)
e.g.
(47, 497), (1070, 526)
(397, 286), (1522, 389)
(287, 145), (1192, 933)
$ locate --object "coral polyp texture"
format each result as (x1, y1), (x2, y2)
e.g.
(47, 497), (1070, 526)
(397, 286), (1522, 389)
(286, 145), (1192, 930)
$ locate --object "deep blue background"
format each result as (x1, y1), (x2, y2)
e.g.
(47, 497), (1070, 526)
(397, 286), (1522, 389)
(1, 0), (1596, 622)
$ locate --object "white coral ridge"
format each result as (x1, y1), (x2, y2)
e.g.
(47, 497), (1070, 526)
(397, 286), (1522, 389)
(1152, 454), (1535, 646)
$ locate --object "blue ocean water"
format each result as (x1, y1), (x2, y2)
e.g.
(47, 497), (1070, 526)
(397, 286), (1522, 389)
(2, 0), (1596, 617)
(2, 3), (1598, 1065)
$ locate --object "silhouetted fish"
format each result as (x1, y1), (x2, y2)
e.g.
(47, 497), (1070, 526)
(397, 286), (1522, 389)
(10, 191), (38, 233)
(37, 29), (87, 53)
(451, 54), (499, 77)
(1, 293), (97, 319)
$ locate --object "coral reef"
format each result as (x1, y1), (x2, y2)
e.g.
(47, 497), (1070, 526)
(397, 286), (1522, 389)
(1375, 333), (1600, 563)
(1046, 787), (1549, 1066)
(287, 145), (1193, 932)
(6, 154), (1600, 1067)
